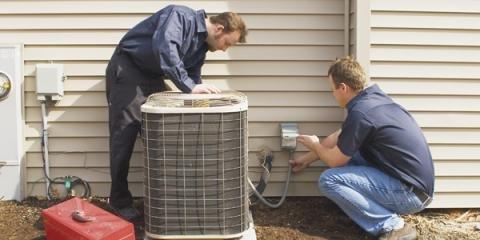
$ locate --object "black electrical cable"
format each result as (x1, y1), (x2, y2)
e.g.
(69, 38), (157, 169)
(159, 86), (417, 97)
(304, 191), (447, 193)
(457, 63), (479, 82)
(249, 152), (273, 205)
(248, 150), (294, 208)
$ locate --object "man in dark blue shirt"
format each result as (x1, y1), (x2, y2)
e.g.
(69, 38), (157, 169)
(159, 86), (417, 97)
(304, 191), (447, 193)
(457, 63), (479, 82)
(290, 57), (434, 240)
(105, 5), (247, 220)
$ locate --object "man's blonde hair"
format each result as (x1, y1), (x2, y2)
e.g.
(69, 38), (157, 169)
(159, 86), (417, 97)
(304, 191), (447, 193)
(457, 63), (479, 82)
(209, 12), (247, 43)
(328, 56), (366, 91)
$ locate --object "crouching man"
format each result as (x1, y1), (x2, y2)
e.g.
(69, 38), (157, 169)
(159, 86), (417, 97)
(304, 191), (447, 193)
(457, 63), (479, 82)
(290, 57), (434, 240)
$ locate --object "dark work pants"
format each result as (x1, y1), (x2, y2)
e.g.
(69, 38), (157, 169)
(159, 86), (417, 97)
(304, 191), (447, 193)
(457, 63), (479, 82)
(105, 48), (165, 208)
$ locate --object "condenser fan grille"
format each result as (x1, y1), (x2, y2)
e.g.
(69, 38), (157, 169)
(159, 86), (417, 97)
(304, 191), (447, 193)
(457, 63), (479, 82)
(141, 106), (249, 238)
(143, 91), (247, 111)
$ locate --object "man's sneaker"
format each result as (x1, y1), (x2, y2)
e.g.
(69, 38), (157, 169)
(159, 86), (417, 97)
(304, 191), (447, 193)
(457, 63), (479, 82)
(378, 223), (417, 240)
(113, 205), (141, 222)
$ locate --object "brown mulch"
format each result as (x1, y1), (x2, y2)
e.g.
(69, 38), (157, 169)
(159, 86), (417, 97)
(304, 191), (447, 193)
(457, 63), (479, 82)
(1, 197), (480, 240)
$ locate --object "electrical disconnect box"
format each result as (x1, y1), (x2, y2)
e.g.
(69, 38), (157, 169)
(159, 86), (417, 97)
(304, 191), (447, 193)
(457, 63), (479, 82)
(280, 123), (299, 151)
(36, 64), (64, 101)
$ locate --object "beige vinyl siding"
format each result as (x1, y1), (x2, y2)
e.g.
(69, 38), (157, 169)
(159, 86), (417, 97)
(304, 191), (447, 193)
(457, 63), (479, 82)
(370, 0), (480, 208)
(349, 0), (370, 78)
(1, 0), (347, 198)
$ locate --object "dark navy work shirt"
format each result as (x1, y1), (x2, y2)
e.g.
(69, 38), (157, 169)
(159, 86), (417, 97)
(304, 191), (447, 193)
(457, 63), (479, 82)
(118, 5), (208, 92)
(337, 84), (435, 196)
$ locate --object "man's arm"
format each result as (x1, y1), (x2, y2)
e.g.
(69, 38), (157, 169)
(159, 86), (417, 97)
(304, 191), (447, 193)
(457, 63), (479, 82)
(152, 10), (197, 93)
(289, 151), (318, 173)
(289, 129), (347, 172)
(188, 61), (220, 93)
(320, 129), (341, 148)
(312, 142), (351, 168)
(297, 130), (351, 168)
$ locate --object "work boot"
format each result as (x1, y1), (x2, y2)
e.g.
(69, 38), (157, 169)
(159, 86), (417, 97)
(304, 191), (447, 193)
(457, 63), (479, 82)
(113, 205), (141, 222)
(378, 223), (417, 240)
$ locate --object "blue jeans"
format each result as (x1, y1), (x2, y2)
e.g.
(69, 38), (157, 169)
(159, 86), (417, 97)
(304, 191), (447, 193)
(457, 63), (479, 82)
(318, 153), (427, 236)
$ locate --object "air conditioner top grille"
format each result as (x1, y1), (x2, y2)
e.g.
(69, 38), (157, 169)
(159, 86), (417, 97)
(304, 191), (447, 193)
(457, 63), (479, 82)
(141, 91), (247, 113)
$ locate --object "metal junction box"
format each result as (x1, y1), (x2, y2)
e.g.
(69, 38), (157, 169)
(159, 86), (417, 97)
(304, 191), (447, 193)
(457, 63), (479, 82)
(36, 64), (64, 100)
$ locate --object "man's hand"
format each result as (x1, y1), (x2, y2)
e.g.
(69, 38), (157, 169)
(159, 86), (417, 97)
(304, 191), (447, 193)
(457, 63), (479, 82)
(191, 84), (221, 94)
(297, 135), (320, 152)
(289, 151), (316, 173)
(297, 134), (352, 168)
(289, 159), (309, 173)
(288, 151), (318, 173)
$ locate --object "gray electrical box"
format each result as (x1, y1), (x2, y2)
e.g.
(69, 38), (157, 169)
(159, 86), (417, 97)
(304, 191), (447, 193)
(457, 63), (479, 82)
(36, 64), (64, 100)
(280, 123), (299, 151)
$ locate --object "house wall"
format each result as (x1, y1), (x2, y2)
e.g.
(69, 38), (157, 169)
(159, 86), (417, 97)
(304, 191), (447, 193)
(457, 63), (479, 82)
(0, 1), (347, 198)
(3, 0), (477, 208)
(370, 0), (480, 208)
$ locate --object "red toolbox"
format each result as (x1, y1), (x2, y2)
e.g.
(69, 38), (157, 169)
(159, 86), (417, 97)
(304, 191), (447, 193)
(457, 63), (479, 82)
(42, 197), (135, 240)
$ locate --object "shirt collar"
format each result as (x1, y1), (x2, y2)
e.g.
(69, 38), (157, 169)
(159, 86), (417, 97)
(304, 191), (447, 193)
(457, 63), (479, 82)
(196, 10), (207, 33)
(346, 84), (380, 110)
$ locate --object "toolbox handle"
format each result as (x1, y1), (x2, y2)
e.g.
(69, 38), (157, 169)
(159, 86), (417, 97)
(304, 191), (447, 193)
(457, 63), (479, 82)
(71, 197), (96, 222)
(72, 210), (96, 222)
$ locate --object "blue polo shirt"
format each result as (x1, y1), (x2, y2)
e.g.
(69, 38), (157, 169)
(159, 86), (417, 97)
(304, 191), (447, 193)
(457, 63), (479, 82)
(118, 5), (208, 93)
(337, 84), (434, 196)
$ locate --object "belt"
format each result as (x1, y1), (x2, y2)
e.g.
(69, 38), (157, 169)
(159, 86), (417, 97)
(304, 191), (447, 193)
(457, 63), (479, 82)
(411, 186), (432, 207)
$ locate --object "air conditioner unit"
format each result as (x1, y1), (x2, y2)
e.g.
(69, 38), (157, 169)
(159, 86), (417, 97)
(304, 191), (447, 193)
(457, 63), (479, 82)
(141, 91), (251, 239)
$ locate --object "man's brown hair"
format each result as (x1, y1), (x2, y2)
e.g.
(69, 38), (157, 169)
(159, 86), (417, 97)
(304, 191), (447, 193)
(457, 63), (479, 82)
(328, 56), (366, 91)
(210, 12), (247, 43)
